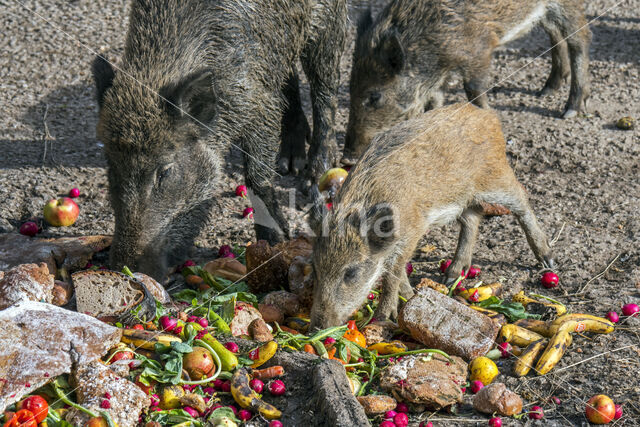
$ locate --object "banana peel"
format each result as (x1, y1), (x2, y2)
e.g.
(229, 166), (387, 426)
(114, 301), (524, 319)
(230, 368), (281, 419)
(512, 291), (567, 316)
(120, 329), (182, 350)
(535, 322), (574, 375)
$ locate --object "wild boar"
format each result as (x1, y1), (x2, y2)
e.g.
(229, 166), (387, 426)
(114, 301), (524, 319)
(92, 0), (347, 280)
(342, 0), (590, 164)
(309, 103), (554, 328)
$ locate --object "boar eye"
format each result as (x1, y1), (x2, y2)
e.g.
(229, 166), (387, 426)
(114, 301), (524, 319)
(366, 92), (382, 108)
(343, 266), (360, 283)
(156, 165), (174, 187)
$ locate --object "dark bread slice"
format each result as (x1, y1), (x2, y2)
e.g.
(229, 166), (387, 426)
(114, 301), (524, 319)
(72, 270), (156, 325)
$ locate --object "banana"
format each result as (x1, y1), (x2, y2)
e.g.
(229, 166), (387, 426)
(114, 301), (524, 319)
(551, 314), (615, 334)
(512, 339), (546, 377)
(458, 282), (502, 302)
(367, 341), (408, 355)
(120, 329), (181, 350)
(231, 368), (281, 420)
(535, 323), (573, 375)
(470, 306), (508, 327)
(249, 341), (278, 368)
(514, 318), (554, 337)
(512, 291), (567, 316)
(499, 324), (545, 347)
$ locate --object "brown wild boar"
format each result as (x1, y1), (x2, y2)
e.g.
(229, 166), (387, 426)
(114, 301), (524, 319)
(342, 0), (590, 164)
(309, 103), (554, 328)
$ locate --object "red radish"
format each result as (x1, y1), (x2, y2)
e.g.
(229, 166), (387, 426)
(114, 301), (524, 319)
(488, 417), (502, 427)
(19, 221), (39, 237)
(235, 185), (248, 198)
(228, 405), (238, 415)
(540, 272), (559, 288)
(326, 202), (333, 210)
(249, 378), (264, 393)
(224, 342), (239, 353)
(395, 402), (409, 413)
(439, 259), (452, 273)
(68, 188), (80, 198)
(324, 337), (336, 346)
(159, 316), (177, 332)
(238, 409), (252, 421)
(269, 421), (283, 427)
(606, 311), (619, 323)
(405, 262), (413, 276)
(367, 293), (376, 300)
(220, 381), (231, 392)
(468, 290), (480, 303)
(394, 412), (409, 427)
(243, 207), (254, 219)
(183, 407), (199, 418)
(213, 379), (224, 390)
(550, 396), (561, 405)
(466, 265), (481, 279)
(379, 422), (395, 427)
(197, 317), (208, 328)
(181, 260), (196, 270)
(614, 404), (623, 420)
(384, 410), (397, 420)
(187, 315), (199, 323)
(203, 387), (214, 395)
(419, 423), (433, 427)
(498, 342), (512, 358)
(150, 394), (160, 406)
(268, 380), (286, 396)
(622, 303), (639, 317)
(528, 406), (544, 420)
(218, 245), (235, 258)
(470, 380), (484, 394)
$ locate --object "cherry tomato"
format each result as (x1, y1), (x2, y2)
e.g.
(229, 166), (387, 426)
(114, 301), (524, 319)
(346, 320), (357, 330)
(3, 409), (37, 427)
(110, 351), (134, 362)
(17, 396), (48, 423)
(132, 324), (145, 330)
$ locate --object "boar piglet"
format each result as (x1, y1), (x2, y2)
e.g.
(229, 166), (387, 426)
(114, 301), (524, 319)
(310, 103), (554, 329)
(343, 0), (590, 164)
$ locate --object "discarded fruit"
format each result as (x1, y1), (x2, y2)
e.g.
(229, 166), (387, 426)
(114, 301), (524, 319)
(43, 197), (79, 227)
(384, 410), (397, 419)
(159, 316), (178, 332)
(540, 272), (559, 288)
(318, 167), (348, 195)
(585, 395), (615, 424)
(469, 356), (499, 385)
(250, 341), (278, 368)
(394, 412), (409, 427)
(395, 402), (408, 413)
(238, 409), (252, 421)
(235, 185), (248, 198)
(470, 380), (484, 394)
(439, 259), (452, 273)
(230, 368), (281, 419)
(224, 342), (239, 353)
(616, 116), (634, 130)
(17, 395), (48, 423)
(606, 311), (619, 323)
(243, 207), (254, 219)
(249, 378), (264, 393)
(68, 187), (80, 198)
(4, 409), (36, 427)
(19, 222), (38, 237)
(614, 404), (623, 420)
(528, 405), (544, 420)
(497, 342), (511, 358)
(466, 265), (481, 279)
(183, 346), (215, 379)
(621, 303), (639, 317)
(379, 422), (395, 427)
(343, 329), (366, 348)
(488, 417), (502, 427)
(268, 421), (283, 427)
(268, 380), (286, 396)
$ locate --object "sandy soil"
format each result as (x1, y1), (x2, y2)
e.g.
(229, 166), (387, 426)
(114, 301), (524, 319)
(1, 0), (639, 424)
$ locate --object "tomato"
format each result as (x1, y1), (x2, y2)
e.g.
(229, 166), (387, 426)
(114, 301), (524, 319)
(132, 324), (145, 330)
(3, 409), (37, 427)
(110, 350), (134, 362)
(17, 396), (48, 423)
(346, 320), (357, 330)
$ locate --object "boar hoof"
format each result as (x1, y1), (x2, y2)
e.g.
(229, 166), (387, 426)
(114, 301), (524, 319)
(562, 108), (578, 119)
(542, 256), (555, 270)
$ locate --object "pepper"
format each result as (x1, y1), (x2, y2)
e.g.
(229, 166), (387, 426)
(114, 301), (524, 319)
(3, 409), (37, 427)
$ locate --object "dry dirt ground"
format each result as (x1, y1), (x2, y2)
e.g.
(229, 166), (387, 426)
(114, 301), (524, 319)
(1, 0), (639, 425)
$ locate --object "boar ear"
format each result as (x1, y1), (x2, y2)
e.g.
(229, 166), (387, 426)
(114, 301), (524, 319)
(92, 56), (115, 108)
(377, 30), (405, 74)
(308, 185), (329, 237)
(357, 8), (373, 38)
(162, 69), (217, 124)
(366, 204), (396, 253)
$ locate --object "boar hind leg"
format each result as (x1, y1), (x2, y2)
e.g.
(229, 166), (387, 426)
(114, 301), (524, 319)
(539, 26), (570, 96)
(446, 208), (483, 284)
(278, 70), (310, 175)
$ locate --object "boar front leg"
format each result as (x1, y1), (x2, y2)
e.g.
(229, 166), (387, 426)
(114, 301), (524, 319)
(375, 261), (409, 321)
(446, 208), (483, 284)
(539, 26), (570, 96)
(278, 70), (310, 175)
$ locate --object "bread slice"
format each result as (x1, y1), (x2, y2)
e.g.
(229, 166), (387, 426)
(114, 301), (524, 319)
(72, 270), (156, 325)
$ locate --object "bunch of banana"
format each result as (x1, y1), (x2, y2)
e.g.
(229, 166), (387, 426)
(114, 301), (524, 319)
(120, 329), (182, 350)
(231, 368), (282, 420)
(512, 291), (567, 316)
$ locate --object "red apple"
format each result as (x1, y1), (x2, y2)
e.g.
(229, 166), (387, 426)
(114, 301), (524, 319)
(585, 394), (615, 424)
(43, 197), (79, 227)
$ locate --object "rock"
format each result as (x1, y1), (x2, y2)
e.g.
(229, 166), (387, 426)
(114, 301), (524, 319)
(230, 302), (263, 337)
(379, 354), (467, 409)
(258, 303), (284, 324)
(473, 383), (523, 416)
(0, 234), (112, 277)
(0, 263), (55, 310)
(133, 272), (172, 304)
(263, 351), (369, 426)
(52, 280), (73, 306)
(245, 237), (312, 293)
(249, 318), (274, 342)
(262, 291), (301, 317)
(0, 301), (122, 412)
(361, 321), (397, 346)
(398, 287), (500, 361)
(288, 256), (314, 308)
(203, 257), (248, 282)
(65, 361), (150, 427)
(356, 395), (397, 415)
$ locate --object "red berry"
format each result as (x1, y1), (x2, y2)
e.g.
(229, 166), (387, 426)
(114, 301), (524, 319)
(19, 221), (39, 237)
(100, 399), (111, 409)
(540, 272), (559, 288)
(488, 417), (502, 427)
(235, 185), (248, 198)
(68, 188), (80, 198)
(242, 207), (254, 218)
(528, 406), (544, 419)
(224, 342), (239, 353)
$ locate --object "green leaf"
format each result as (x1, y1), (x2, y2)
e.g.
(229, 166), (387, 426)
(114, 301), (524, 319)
(149, 409), (204, 426)
(208, 406), (240, 423)
(221, 297), (236, 324)
(476, 296), (540, 322)
(172, 289), (200, 303)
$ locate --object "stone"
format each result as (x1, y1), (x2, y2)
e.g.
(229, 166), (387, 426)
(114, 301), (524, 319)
(379, 354), (467, 409)
(398, 287), (500, 360)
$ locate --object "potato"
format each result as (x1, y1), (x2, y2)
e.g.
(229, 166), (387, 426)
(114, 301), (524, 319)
(473, 383), (522, 416)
